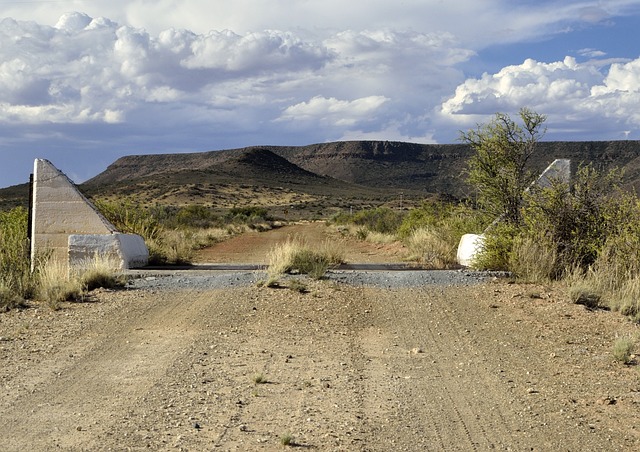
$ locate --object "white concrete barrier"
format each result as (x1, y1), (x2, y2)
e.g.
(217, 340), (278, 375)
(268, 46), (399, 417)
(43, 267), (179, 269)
(69, 233), (149, 270)
(457, 233), (485, 268)
(31, 159), (149, 270)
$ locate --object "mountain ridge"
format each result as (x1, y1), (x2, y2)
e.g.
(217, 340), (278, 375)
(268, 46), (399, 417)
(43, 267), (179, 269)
(2, 140), (640, 213)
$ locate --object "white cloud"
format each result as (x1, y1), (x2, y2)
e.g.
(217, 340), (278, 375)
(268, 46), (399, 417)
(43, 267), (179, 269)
(182, 30), (332, 73)
(279, 95), (389, 127)
(440, 55), (640, 137)
(594, 59), (640, 93)
(578, 48), (607, 58)
(5, 1), (639, 48)
(0, 13), (472, 142)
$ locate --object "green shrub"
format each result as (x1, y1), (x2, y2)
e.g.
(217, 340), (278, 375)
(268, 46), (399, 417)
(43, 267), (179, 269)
(225, 206), (270, 227)
(347, 207), (404, 234)
(474, 221), (519, 271)
(397, 201), (456, 238)
(461, 108), (546, 225)
(0, 207), (34, 304)
(521, 165), (626, 277)
(172, 204), (218, 229)
(94, 200), (162, 242)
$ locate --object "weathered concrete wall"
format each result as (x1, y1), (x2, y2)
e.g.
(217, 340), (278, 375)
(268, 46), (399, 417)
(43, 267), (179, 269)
(68, 233), (149, 270)
(30, 159), (149, 270)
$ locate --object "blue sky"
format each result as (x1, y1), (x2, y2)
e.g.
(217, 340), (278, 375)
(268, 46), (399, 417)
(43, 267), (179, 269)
(1, 0), (640, 188)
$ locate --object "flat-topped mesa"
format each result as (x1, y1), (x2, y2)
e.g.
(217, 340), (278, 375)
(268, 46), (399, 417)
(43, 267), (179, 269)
(30, 159), (148, 272)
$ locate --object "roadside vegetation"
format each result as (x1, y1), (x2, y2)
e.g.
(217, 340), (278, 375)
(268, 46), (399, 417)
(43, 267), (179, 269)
(265, 236), (345, 283)
(0, 205), (126, 311)
(0, 201), (278, 311)
(0, 206), (33, 311)
(4, 108), (640, 326)
(460, 107), (640, 323)
(94, 201), (276, 265)
(332, 202), (487, 269)
(331, 108), (640, 325)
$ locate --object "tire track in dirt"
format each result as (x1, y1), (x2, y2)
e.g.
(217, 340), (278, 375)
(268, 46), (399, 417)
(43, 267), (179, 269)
(0, 289), (210, 451)
(353, 287), (531, 451)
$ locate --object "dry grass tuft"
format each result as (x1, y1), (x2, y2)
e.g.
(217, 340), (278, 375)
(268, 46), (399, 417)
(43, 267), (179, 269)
(267, 237), (343, 280)
(37, 259), (83, 310)
(75, 254), (126, 292)
(365, 231), (397, 245)
(0, 284), (27, 312)
(613, 336), (635, 364)
(509, 235), (557, 283)
(147, 229), (196, 265)
(405, 227), (457, 269)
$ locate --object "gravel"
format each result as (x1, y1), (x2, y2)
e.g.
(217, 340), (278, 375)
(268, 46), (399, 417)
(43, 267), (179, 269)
(126, 269), (502, 291)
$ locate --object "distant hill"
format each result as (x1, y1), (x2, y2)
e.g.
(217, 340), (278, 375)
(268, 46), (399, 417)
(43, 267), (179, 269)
(2, 140), (640, 214)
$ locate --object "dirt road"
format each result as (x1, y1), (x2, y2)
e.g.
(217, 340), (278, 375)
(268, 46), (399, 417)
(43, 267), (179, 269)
(2, 224), (640, 451)
(195, 222), (408, 264)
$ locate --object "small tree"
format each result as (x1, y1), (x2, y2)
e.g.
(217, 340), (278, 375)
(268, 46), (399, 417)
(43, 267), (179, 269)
(461, 108), (547, 225)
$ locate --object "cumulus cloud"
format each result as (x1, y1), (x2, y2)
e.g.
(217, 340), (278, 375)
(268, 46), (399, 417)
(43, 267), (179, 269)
(0, 13), (334, 125)
(279, 95), (389, 127)
(440, 55), (640, 137)
(5, 1), (638, 48)
(182, 30), (332, 72)
(0, 13), (471, 143)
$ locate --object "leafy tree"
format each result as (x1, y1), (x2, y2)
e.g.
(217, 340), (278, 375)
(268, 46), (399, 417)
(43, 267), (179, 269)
(460, 108), (547, 225)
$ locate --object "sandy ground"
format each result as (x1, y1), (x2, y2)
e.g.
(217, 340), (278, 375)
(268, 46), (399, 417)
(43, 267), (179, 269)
(2, 223), (640, 451)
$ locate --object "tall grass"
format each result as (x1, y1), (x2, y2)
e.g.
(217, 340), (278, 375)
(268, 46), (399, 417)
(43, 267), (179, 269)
(37, 253), (126, 310)
(508, 234), (557, 283)
(333, 207), (404, 234)
(267, 237), (344, 281)
(0, 205), (126, 311)
(405, 227), (458, 269)
(37, 258), (84, 310)
(75, 253), (125, 291)
(0, 207), (34, 309)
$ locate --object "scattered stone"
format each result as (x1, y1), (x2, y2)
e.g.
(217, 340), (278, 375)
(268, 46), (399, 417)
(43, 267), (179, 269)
(597, 396), (617, 405)
(410, 348), (424, 354)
